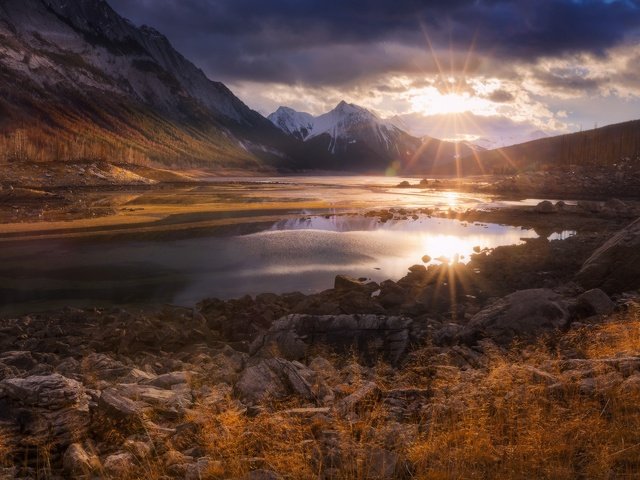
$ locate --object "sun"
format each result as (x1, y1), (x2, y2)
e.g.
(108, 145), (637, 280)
(409, 86), (498, 117)
(411, 90), (473, 116)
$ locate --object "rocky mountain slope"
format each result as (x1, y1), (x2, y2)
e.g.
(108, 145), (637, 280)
(269, 102), (475, 174)
(0, 0), (298, 170)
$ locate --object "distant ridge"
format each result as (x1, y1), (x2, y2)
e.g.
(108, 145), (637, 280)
(446, 119), (640, 175)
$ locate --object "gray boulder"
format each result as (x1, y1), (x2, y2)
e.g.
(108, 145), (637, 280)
(459, 289), (570, 345)
(576, 288), (615, 316)
(250, 314), (412, 365)
(0, 374), (90, 449)
(234, 358), (321, 404)
(576, 217), (640, 293)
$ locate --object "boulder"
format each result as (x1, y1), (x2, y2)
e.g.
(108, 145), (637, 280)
(459, 289), (570, 345)
(575, 288), (615, 316)
(0, 351), (36, 372)
(250, 314), (413, 365)
(0, 374), (90, 448)
(234, 358), (319, 404)
(534, 200), (555, 214)
(97, 388), (146, 420)
(145, 371), (191, 389)
(576, 217), (640, 293)
(115, 383), (192, 412)
(334, 275), (378, 292)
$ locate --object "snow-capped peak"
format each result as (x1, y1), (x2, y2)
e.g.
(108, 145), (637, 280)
(307, 101), (382, 141)
(267, 107), (315, 140)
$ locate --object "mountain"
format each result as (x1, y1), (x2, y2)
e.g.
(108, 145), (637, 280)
(448, 119), (640, 175)
(0, 0), (297, 170)
(267, 107), (315, 141)
(269, 101), (475, 173)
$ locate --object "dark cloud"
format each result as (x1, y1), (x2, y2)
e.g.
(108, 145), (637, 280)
(108, 0), (640, 85)
(487, 89), (515, 103)
(536, 67), (609, 94)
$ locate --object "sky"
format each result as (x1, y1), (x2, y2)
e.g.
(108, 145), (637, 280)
(109, 0), (640, 146)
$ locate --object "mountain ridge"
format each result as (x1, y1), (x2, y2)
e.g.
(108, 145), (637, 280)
(268, 102), (476, 174)
(0, 0), (299, 170)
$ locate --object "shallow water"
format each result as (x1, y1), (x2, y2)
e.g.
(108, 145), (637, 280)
(0, 216), (574, 315)
(0, 176), (575, 314)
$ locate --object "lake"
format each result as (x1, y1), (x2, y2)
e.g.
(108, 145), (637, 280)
(0, 176), (573, 314)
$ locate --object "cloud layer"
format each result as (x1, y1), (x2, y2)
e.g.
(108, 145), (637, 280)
(109, 0), (640, 144)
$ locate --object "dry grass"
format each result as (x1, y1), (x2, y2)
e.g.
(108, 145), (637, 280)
(5, 308), (640, 479)
(407, 305), (640, 479)
(183, 305), (640, 479)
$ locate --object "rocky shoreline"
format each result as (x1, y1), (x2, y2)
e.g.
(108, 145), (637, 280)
(1, 207), (640, 478)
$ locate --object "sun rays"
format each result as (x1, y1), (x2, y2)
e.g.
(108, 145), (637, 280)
(396, 22), (522, 176)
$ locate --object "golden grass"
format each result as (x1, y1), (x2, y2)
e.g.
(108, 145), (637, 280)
(5, 308), (640, 479)
(190, 306), (640, 479)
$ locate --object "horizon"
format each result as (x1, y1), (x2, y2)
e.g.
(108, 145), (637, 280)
(109, 0), (640, 147)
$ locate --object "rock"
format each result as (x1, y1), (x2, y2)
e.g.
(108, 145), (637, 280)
(0, 374), (90, 448)
(103, 452), (136, 477)
(576, 217), (640, 293)
(337, 382), (380, 414)
(124, 439), (153, 459)
(408, 264), (427, 274)
(251, 314), (413, 365)
(0, 351), (36, 371)
(534, 200), (555, 214)
(377, 280), (406, 308)
(97, 388), (145, 420)
(334, 275), (378, 292)
(433, 323), (463, 346)
(234, 358), (317, 404)
(459, 289), (570, 345)
(115, 383), (192, 415)
(63, 443), (100, 476)
(81, 353), (136, 382)
(576, 288), (615, 316)
(145, 371), (191, 389)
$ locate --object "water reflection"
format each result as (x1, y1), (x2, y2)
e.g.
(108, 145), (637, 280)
(0, 215), (576, 315)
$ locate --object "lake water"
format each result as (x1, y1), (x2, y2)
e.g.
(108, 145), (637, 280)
(0, 177), (574, 314)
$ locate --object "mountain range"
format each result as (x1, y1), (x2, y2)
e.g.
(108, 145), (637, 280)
(268, 102), (475, 173)
(0, 0), (638, 177)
